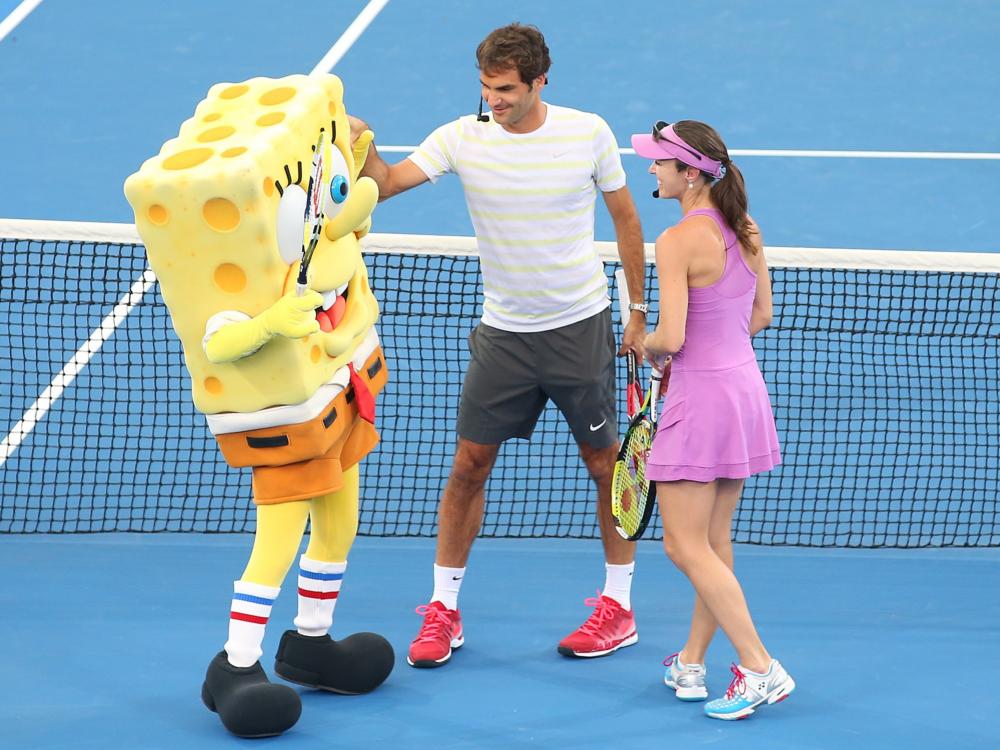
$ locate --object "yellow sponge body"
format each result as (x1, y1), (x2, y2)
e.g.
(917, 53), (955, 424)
(125, 74), (379, 415)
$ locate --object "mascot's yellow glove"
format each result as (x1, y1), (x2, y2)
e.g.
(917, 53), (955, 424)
(352, 128), (374, 174)
(261, 290), (324, 338)
(205, 290), (323, 363)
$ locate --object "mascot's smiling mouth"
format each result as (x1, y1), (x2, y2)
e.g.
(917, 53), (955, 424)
(316, 279), (351, 332)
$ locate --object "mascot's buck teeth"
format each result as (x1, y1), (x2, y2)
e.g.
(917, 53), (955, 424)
(321, 282), (350, 312)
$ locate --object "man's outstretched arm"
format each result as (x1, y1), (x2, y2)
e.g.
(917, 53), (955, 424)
(349, 115), (429, 202)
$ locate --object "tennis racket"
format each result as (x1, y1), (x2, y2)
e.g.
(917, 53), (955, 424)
(296, 129), (327, 296)
(611, 366), (663, 541)
(613, 351), (643, 519)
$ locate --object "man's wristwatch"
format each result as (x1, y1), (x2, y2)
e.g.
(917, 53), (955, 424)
(628, 302), (649, 315)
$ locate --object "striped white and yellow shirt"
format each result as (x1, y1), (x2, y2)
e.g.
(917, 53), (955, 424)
(408, 103), (627, 332)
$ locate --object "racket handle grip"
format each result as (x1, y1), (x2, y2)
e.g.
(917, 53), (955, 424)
(649, 366), (664, 422)
(295, 263), (309, 296)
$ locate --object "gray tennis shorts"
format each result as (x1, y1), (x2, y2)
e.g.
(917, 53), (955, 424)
(457, 308), (617, 448)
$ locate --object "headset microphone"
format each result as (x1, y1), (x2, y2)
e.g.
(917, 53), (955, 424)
(652, 189), (660, 198)
(476, 96), (490, 123)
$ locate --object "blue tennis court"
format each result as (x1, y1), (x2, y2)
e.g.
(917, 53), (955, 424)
(1, 1), (999, 748)
(3, 536), (999, 748)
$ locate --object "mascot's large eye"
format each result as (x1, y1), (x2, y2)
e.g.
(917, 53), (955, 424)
(322, 145), (351, 218)
(329, 175), (348, 204)
(276, 183), (307, 265)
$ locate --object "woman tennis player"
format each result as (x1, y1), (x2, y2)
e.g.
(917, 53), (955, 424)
(632, 120), (795, 720)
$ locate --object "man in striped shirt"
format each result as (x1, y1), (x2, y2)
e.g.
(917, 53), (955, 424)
(352, 22), (649, 667)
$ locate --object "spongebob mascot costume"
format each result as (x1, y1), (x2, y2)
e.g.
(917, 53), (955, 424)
(124, 75), (392, 738)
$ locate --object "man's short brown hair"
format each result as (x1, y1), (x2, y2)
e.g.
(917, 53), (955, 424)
(476, 23), (551, 85)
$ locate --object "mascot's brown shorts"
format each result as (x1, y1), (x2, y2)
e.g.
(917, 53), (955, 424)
(214, 347), (389, 505)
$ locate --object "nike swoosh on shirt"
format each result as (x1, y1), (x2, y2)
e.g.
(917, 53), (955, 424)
(589, 419), (607, 431)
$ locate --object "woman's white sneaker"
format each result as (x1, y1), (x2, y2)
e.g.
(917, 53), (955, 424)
(704, 660), (795, 720)
(662, 652), (708, 701)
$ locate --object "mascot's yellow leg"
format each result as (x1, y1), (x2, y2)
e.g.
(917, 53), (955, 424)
(240, 463), (360, 586)
(242, 501), (311, 588)
(268, 463), (393, 696)
(305, 463), (360, 562)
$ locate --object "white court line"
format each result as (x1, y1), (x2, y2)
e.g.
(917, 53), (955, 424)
(379, 145), (1000, 161)
(0, 268), (157, 467)
(311, 0), (390, 74)
(0, 0), (43, 43)
(0, 7), (390, 466)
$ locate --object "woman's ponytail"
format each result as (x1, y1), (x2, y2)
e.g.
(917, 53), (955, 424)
(673, 121), (755, 253)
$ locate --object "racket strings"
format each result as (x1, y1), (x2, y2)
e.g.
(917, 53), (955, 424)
(611, 419), (652, 535)
(621, 423), (650, 483)
(297, 129), (328, 290)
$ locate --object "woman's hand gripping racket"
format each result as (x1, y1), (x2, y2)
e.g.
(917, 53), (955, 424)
(611, 365), (663, 541)
(296, 129), (327, 296)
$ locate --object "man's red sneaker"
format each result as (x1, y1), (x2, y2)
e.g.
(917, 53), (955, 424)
(557, 594), (638, 657)
(407, 601), (464, 668)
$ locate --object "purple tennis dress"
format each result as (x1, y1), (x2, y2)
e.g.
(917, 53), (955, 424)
(646, 209), (781, 483)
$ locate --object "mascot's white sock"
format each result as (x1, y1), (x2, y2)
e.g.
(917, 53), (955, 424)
(294, 556), (346, 636)
(224, 580), (281, 668)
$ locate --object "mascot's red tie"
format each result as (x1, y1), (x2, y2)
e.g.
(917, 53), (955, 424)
(348, 364), (376, 424)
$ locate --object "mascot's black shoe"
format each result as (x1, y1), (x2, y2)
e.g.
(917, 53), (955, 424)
(201, 651), (302, 738)
(274, 630), (395, 694)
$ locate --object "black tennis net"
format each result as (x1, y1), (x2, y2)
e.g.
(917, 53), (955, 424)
(1, 220), (997, 546)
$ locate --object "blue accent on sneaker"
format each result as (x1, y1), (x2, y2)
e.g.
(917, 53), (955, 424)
(704, 661), (795, 720)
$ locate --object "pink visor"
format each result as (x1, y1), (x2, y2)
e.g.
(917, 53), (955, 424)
(631, 122), (725, 179)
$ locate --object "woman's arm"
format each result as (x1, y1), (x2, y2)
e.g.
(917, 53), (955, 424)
(644, 228), (690, 365)
(747, 220), (773, 336)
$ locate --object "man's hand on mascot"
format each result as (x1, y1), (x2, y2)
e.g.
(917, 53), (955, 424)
(261, 290), (323, 339)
